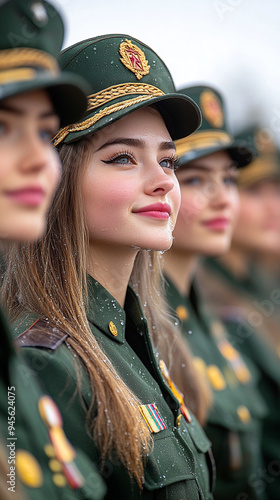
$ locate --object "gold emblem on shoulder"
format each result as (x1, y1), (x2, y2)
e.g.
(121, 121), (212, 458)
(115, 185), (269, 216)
(207, 365), (226, 390)
(176, 305), (188, 321)
(200, 90), (224, 128)
(237, 405), (251, 423)
(16, 450), (43, 488)
(119, 39), (150, 80)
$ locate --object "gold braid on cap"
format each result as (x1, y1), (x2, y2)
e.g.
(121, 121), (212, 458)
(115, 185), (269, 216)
(175, 130), (233, 158)
(0, 48), (59, 85)
(0, 47), (58, 71)
(53, 82), (165, 146)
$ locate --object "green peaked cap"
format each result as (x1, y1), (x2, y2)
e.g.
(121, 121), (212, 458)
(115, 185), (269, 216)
(54, 34), (201, 146)
(175, 85), (254, 169)
(0, 0), (89, 126)
(236, 126), (280, 186)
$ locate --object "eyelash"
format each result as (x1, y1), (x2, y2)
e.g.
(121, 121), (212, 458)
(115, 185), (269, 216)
(102, 150), (136, 164)
(102, 151), (179, 170)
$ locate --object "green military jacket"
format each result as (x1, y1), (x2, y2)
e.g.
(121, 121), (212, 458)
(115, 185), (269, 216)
(165, 276), (268, 500)
(199, 258), (280, 500)
(0, 306), (106, 500)
(13, 276), (214, 500)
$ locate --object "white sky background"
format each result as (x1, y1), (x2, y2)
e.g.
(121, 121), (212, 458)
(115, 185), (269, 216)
(55, 0), (280, 144)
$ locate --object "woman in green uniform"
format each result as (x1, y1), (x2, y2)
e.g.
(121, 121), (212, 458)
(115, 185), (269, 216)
(0, 1), (106, 499)
(199, 127), (280, 500)
(163, 85), (268, 500)
(2, 36), (214, 499)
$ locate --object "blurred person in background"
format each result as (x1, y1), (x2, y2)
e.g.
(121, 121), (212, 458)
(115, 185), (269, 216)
(199, 126), (280, 500)
(0, 1), (106, 499)
(164, 86), (268, 500)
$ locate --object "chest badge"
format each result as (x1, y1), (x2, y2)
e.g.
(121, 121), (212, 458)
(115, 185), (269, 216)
(139, 403), (166, 433)
(119, 39), (150, 80)
(38, 395), (85, 489)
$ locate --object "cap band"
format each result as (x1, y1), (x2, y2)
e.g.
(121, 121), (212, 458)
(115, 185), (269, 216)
(238, 155), (280, 187)
(175, 130), (233, 158)
(0, 47), (59, 85)
(54, 82), (165, 146)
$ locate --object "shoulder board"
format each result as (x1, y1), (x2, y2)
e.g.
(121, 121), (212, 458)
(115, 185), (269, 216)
(15, 318), (68, 350)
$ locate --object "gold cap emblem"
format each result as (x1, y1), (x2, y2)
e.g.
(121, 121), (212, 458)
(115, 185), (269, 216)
(200, 90), (224, 128)
(119, 39), (150, 80)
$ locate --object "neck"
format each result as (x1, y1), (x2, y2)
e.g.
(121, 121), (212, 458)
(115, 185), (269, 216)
(86, 243), (138, 307)
(218, 246), (249, 279)
(163, 247), (198, 296)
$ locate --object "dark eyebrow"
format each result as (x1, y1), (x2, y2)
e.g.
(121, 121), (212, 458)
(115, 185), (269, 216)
(182, 162), (237, 173)
(96, 137), (176, 152)
(0, 103), (58, 120)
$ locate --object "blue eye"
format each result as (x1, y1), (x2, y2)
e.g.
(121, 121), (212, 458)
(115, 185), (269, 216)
(102, 152), (136, 165)
(224, 176), (237, 186)
(160, 157), (179, 171)
(113, 156), (132, 164)
(180, 177), (202, 186)
(39, 129), (54, 142)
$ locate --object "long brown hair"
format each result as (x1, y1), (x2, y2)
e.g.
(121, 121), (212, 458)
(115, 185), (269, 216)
(2, 137), (209, 485)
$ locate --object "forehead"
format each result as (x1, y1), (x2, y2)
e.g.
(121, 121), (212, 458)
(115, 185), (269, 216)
(0, 90), (53, 115)
(178, 150), (234, 174)
(89, 106), (172, 150)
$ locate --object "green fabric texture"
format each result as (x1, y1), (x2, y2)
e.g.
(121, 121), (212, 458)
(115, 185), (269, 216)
(164, 276), (268, 500)
(0, 0), (89, 126)
(0, 306), (106, 500)
(200, 258), (280, 500)
(55, 34), (201, 145)
(175, 85), (254, 168)
(13, 276), (214, 500)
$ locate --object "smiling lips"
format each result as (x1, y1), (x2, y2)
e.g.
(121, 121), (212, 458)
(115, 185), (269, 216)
(133, 202), (171, 219)
(5, 187), (45, 207)
(202, 217), (230, 230)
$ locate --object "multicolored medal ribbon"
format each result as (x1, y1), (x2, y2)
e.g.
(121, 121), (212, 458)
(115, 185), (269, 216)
(38, 395), (85, 489)
(159, 359), (192, 423)
(139, 403), (166, 433)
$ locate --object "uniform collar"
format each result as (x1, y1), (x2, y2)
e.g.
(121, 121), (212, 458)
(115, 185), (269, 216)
(87, 275), (147, 344)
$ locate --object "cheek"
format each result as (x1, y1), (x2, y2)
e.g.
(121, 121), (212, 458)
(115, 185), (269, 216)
(173, 193), (203, 237)
(82, 172), (134, 228)
(0, 150), (13, 184)
(46, 149), (61, 192)
(170, 178), (181, 222)
(238, 197), (262, 228)
(229, 191), (240, 225)
(179, 190), (207, 225)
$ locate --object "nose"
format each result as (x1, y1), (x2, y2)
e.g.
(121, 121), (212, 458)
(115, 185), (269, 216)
(144, 162), (176, 196)
(20, 130), (49, 173)
(206, 178), (231, 208)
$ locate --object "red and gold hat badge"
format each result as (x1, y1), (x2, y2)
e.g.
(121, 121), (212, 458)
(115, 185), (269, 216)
(119, 39), (150, 80)
(200, 90), (224, 128)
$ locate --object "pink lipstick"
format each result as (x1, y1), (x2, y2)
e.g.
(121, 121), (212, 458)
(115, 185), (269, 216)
(133, 203), (171, 220)
(5, 187), (45, 207)
(202, 217), (229, 230)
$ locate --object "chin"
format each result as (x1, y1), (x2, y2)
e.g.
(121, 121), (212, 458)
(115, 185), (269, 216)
(0, 220), (46, 243)
(138, 237), (174, 252)
(201, 241), (232, 257)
